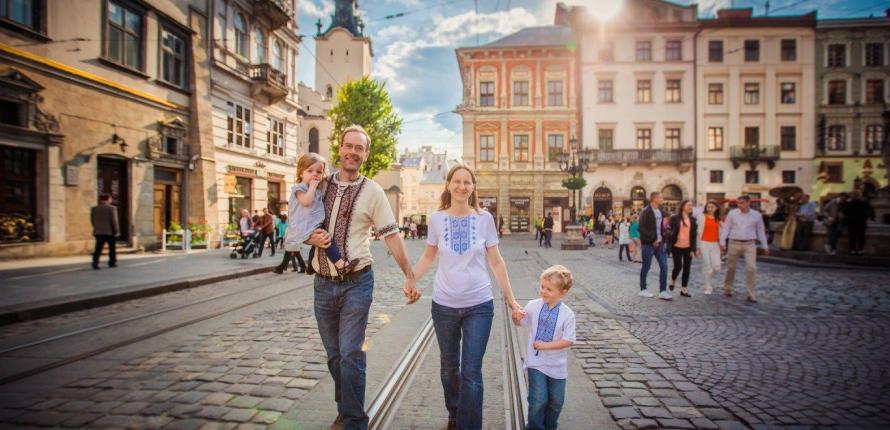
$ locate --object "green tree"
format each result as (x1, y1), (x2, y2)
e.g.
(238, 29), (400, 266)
(328, 77), (402, 179)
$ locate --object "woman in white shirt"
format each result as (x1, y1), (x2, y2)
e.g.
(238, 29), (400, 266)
(410, 165), (524, 430)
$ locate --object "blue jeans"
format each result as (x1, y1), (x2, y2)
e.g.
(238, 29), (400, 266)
(432, 300), (494, 430)
(314, 269), (374, 430)
(640, 243), (668, 292)
(526, 368), (566, 430)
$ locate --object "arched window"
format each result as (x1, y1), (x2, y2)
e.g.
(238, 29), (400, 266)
(630, 186), (646, 212)
(252, 29), (265, 64)
(233, 14), (247, 57)
(308, 128), (319, 154)
(325, 85), (333, 99)
(271, 41), (283, 71)
(661, 184), (683, 214)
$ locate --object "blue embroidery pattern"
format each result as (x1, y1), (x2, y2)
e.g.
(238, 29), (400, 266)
(442, 215), (477, 255)
(534, 302), (561, 356)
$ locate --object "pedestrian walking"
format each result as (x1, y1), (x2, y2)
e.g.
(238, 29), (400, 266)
(638, 192), (671, 300)
(304, 126), (419, 430)
(793, 194), (816, 251)
(410, 220), (418, 240)
(720, 194), (769, 303)
(534, 216), (543, 242)
(586, 217), (596, 247)
(90, 193), (119, 270)
(618, 218), (631, 262)
(409, 165), (524, 430)
(822, 193), (846, 255)
(603, 217), (613, 249)
(629, 214), (641, 262)
(667, 200), (697, 298)
(275, 213), (286, 250)
(499, 215), (506, 238)
(842, 190), (872, 255)
(695, 201), (722, 295)
(513, 265), (576, 430)
(274, 210), (307, 275)
(543, 213), (554, 248)
(253, 208), (276, 257)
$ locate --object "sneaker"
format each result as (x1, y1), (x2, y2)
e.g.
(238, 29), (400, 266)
(703, 287), (713, 295)
(658, 291), (673, 301)
(639, 290), (654, 298)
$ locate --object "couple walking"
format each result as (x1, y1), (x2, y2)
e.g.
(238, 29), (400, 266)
(304, 125), (532, 430)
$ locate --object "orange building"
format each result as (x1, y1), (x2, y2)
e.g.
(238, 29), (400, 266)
(455, 6), (580, 233)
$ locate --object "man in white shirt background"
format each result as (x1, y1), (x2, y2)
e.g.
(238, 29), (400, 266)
(720, 195), (769, 303)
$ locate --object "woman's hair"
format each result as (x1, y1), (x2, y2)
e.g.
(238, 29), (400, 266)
(675, 199), (693, 225)
(705, 200), (721, 219)
(541, 265), (573, 291)
(438, 165), (480, 211)
(296, 152), (327, 183)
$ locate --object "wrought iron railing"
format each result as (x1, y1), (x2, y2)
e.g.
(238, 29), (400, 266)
(249, 64), (287, 88)
(589, 147), (694, 164)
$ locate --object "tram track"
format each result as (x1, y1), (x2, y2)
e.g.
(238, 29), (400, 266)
(0, 275), (312, 386)
(366, 297), (528, 430)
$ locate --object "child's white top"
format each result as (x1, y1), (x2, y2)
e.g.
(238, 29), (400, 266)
(519, 298), (576, 379)
(427, 210), (499, 309)
(619, 222), (630, 244)
(284, 182), (325, 251)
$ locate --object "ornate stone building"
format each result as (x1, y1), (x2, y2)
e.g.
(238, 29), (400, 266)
(696, 9), (817, 212)
(313, 0), (372, 104)
(455, 8), (578, 233)
(571, 0), (697, 217)
(813, 14), (890, 203)
(0, 0), (213, 257)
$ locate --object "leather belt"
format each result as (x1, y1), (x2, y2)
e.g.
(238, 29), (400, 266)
(315, 264), (372, 282)
(729, 239), (755, 242)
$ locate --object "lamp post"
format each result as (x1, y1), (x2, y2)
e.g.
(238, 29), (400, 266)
(557, 135), (592, 224)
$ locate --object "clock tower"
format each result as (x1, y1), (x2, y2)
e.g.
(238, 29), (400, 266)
(314, 0), (373, 104)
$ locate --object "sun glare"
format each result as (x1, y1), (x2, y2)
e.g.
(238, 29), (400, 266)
(588, 0), (624, 21)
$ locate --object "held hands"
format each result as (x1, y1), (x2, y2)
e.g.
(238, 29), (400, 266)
(510, 302), (526, 325)
(402, 277), (421, 304)
(694, 250), (701, 258)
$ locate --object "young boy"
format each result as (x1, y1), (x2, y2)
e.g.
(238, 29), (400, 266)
(513, 265), (577, 430)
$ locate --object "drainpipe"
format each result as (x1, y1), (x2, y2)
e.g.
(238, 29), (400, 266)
(693, 26), (702, 204)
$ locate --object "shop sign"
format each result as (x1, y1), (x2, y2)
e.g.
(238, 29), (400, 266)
(510, 197), (530, 207)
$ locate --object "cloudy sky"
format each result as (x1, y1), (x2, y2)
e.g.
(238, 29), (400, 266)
(295, 0), (888, 158)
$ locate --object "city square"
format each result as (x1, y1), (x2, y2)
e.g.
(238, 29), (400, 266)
(1, 0), (889, 429)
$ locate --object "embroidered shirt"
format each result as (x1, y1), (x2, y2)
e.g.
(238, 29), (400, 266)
(310, 174), (399, 275)
(428, 210), (499, 309)
(520, 299), (576, 379)
(534, 302), (561, 349)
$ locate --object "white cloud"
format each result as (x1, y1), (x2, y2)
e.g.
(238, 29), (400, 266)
(298, 0), (334, 19)
(694, 0), (732, 17)
(373, 8), (537, 91)
(375, 25), (417, 43)
(398, 110), (462, 157)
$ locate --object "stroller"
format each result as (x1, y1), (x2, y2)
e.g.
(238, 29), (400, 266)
(229, 231), (258, 259)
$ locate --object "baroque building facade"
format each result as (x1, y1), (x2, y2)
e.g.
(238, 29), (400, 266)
(0, 0), (214, 257)
(455, 11), (578, 233)
(813, 16), (890, 204)
(695, 9), (817, 212)
(572, 0), (697, 217)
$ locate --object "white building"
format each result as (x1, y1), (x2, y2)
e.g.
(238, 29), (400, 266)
(696, 9), (816, 210)
(573, 0), (697, 216)
(313, 0), (372, 103)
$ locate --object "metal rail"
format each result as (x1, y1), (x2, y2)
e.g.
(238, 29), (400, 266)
(367, 317), (435, 429)
(0, 281), (310, 386)
(502, 298), (528, 429)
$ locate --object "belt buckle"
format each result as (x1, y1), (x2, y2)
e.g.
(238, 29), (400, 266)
(332, 271), (346, 282)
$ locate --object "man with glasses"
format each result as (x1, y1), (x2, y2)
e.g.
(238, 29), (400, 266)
(305, 124), (420, 429)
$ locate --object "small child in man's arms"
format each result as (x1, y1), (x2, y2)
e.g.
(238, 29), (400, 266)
(512, 264), (576, 430)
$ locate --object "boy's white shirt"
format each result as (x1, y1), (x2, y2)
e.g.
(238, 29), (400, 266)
(520, 298), (577, 380)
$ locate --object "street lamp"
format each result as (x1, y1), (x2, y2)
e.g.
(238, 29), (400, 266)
(558, 135), (592, 224)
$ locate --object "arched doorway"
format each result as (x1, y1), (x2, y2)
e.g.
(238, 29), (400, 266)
(630, 186), (646, 214)
(593, 187), (612, 220)
(661, 184), (683, 215)
(308, 128), (319, 154)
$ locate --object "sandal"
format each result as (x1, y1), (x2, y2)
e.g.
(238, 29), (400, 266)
(680, 289), (691, 298)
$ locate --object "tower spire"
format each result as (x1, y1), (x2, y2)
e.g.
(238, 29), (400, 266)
(324, 0), (362, 37)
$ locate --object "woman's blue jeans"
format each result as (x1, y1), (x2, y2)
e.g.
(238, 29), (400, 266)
(526, 368), (566, 430)
(431, 299), (494, 430)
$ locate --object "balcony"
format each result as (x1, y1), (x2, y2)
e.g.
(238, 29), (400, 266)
(589, 147), (694, 165)
(730, 145), (780, 169)
(253, 0), (293, 30)
(249, 64), (288, 104)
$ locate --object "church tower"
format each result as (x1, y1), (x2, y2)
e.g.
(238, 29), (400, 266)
(314, 0), (373, 104)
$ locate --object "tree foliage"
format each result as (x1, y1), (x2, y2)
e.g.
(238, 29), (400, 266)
(562, 176), (587, 190)
(328, 77), (402, 179)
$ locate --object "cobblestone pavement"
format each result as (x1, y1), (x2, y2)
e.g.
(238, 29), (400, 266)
(526, 235), (890, 429)
(0, 239), (424, 429)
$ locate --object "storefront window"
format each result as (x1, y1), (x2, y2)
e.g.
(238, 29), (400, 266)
(0, 145), (38, 243)
(509, 197), (530, 232)
(228, 176), (252, 224)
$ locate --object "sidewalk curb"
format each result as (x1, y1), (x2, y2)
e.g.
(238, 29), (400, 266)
(758, 255), (890, 271)
(0, 265), (277, 326)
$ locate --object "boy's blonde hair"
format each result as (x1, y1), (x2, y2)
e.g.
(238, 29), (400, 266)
(296, 152), (327, 182)
(540, 265), (573, 291)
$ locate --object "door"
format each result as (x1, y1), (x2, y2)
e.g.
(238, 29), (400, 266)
(97, 156), (129, 241)
(593, 187), (613, 220)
